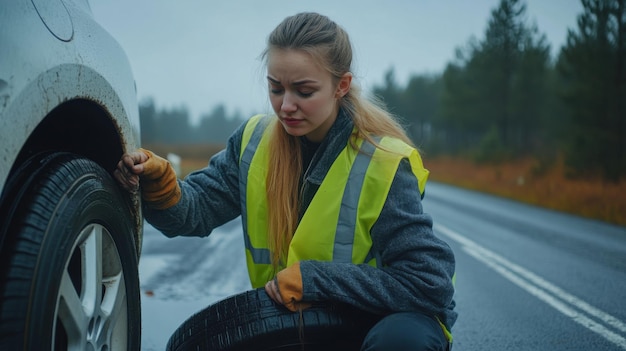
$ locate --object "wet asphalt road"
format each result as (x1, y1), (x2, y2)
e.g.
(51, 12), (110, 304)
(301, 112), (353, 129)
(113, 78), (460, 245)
(138, 182), (626, 350)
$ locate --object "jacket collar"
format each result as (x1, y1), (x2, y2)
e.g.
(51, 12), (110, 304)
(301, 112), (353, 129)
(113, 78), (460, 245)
(304, 108), (354, 184)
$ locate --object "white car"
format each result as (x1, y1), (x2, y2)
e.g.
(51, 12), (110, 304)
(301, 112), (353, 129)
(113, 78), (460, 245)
(0, 1), (142, 350)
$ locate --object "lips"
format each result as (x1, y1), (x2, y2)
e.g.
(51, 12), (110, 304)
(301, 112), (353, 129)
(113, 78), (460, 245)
(280, 117), (304, 127)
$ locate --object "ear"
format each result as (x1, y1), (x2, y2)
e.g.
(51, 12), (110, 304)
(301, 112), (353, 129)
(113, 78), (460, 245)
(335, 72), (352, 98)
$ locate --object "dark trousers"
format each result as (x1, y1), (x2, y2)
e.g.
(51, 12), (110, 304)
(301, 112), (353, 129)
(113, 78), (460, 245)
(361, 312), (450, 351)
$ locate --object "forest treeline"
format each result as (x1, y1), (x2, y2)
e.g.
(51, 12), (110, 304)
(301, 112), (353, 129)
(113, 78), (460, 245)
(139, 0), (626, 182)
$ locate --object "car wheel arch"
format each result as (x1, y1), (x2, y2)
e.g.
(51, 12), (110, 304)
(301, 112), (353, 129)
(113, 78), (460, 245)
(1, 97), (143, 256)
(0, 62), (140, 187)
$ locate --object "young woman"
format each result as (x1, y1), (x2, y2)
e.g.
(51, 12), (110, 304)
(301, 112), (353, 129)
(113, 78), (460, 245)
(115, 12), (456, 351)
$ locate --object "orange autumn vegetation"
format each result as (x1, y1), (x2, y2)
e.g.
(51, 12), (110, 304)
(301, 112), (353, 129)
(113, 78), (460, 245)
(423, 156), (626, 227)
(145, 144), (625, 227)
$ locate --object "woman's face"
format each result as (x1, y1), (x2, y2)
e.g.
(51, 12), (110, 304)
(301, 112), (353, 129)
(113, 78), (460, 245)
(267, 49), (351, 142)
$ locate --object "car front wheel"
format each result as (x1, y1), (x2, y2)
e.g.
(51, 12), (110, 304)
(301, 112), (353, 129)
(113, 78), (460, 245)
(0, 152), (141, 350)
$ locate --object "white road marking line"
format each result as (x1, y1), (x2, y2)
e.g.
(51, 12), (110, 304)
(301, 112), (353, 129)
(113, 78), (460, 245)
(435, 223), (626, 350)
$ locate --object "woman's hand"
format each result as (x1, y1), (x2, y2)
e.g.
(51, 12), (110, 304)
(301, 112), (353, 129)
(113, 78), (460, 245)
(114, 150), (149, 192)
(115, 148), (181, 209)
(265, 263), (312, 311)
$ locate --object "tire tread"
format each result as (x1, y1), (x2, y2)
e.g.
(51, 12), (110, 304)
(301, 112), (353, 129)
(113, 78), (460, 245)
(167, 288), (380, 351)
(0, 152), (141, 350)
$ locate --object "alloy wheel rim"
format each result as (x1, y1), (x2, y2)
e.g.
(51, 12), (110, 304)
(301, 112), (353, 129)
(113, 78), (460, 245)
(53, 223), (128, 350)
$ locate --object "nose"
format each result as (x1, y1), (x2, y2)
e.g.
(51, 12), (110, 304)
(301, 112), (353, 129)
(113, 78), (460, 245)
(281, 92), (297, 113)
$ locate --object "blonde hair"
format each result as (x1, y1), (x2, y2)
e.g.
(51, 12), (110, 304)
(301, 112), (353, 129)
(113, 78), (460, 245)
(261, 12), (413, 269)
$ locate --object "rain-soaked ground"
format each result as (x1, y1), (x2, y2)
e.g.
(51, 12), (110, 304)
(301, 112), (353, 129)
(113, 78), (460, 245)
(138, 219), (251, 350)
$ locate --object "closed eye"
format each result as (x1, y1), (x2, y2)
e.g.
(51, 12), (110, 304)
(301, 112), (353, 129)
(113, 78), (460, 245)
(267, 76), (316, 98)
(267, 77), (282, 93)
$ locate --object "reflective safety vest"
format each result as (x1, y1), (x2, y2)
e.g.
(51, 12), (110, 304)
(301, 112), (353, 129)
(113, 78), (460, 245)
(238, 114), (429, 289)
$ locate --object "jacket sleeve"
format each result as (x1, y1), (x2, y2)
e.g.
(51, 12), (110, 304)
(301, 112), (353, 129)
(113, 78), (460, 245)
(142, 122), (246, 237)
(297, 159), (457, 325)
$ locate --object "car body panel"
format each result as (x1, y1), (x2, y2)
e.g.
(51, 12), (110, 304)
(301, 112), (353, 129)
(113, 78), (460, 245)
(0, 0), (140, 185)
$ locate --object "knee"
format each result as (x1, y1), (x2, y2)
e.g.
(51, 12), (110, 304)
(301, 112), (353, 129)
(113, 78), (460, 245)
(361, 312), (448, 351)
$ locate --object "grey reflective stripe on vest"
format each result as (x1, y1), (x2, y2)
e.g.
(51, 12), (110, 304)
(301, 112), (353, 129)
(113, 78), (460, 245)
(240, 118), (379, 266)
(239, 116), (271, 264)
(333, 136), (380, 263)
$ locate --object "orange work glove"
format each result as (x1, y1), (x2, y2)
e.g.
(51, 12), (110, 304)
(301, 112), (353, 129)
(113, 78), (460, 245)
(276, 262), (312, 312)
(139, 148), (181, 209)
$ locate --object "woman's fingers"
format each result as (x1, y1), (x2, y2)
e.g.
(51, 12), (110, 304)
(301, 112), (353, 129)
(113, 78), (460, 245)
(114, 167), (139, 192)
(122, 151), (148, 174)
(114, 150), (148, 192)
(264, 279), (284, 305)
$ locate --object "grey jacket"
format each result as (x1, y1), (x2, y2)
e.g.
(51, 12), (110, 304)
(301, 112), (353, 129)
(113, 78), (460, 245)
(144, 109), (457, 330)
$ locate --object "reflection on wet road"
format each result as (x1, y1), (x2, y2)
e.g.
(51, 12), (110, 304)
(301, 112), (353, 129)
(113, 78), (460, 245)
(139, 218), (250, 350)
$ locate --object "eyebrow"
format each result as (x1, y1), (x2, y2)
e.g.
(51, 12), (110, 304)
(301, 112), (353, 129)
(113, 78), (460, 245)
(267, 76), (318, 86)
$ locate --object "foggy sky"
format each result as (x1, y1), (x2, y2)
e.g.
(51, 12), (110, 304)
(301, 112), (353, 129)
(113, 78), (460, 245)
(91, 0), (583, 123)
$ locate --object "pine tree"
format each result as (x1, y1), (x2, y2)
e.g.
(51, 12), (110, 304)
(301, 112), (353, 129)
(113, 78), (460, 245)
(557, 0), (626, 181)
(440, 0), (551, 160)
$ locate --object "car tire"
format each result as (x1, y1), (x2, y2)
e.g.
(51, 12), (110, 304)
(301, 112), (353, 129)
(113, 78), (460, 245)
(0, 152), (141, 350)
(166, 288), (381, 351)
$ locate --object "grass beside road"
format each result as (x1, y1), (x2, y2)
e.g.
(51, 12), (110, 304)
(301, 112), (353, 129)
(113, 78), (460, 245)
(145, 143), (626, 227)
(423, 156), (626, 227)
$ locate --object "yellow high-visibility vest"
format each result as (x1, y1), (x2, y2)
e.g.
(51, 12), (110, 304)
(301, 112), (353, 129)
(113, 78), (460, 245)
(238, 114), (428, 288)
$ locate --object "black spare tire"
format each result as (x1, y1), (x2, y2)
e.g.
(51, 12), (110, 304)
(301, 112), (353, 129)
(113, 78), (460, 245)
(166, 288), (382, 351)
(0, 152), (141, 350)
